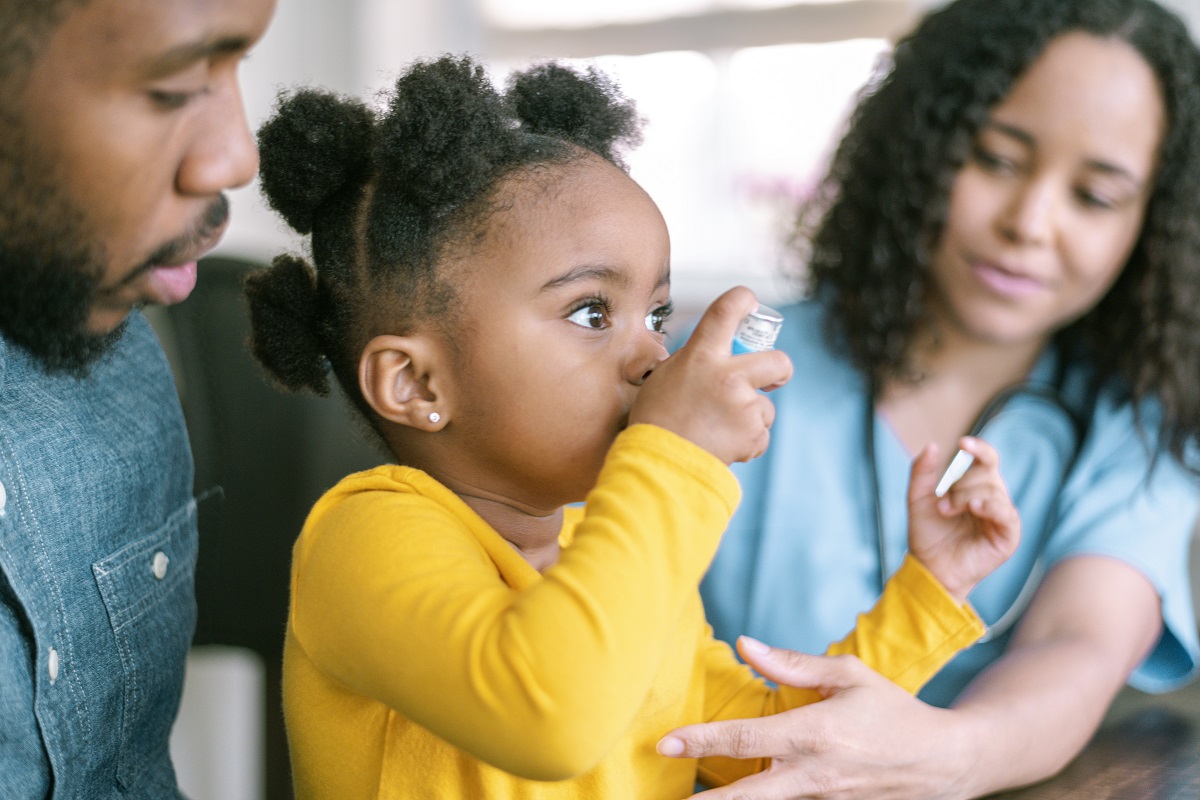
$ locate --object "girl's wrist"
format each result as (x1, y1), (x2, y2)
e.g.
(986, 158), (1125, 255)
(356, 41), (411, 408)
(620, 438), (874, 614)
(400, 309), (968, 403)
(914, 553), (972, 605)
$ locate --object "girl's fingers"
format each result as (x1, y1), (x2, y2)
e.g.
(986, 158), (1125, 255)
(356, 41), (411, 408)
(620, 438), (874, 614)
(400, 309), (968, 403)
(939, 480), (1005, 516)
(909, 443), (942, 504)
(970, 498), (1022, 552)
(973, 497), (1021, 530)
(964, 494), (1021, 533)
(736, 349), (795, 392)
(956, 435), (1000, 468)
(685, 286), (759, 354)
(932, 437), (998, 500)
(939, 449), (1005, 499)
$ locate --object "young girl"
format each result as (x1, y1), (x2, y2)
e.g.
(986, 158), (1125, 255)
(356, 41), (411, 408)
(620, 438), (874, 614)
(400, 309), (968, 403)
(245, 56), (1019, 798)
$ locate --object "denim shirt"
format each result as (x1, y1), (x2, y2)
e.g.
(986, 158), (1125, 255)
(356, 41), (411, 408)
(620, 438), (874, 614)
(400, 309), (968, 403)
(0, 312), (196, 799)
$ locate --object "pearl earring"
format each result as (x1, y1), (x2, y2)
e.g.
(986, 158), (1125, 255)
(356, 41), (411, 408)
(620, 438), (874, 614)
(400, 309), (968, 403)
(428, 412), (441, 424)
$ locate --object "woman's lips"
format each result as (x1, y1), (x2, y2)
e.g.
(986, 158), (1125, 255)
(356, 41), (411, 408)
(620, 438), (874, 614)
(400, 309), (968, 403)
(971, 260), (1046, 297)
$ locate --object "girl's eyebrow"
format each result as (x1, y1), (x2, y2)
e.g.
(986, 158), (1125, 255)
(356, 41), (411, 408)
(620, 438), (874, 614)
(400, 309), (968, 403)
(540, 264), (625, 292)
(540, 263), (671, 293)
(984, 120), (1145, 189)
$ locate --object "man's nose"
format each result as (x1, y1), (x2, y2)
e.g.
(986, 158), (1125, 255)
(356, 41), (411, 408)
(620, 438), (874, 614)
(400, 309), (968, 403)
(177, 77), (260, 196)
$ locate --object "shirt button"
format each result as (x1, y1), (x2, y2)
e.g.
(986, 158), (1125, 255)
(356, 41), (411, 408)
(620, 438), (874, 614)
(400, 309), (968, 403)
(152, 551), (169, 580)
(48, 648), (59, 684)
(0, 479), (6, 517)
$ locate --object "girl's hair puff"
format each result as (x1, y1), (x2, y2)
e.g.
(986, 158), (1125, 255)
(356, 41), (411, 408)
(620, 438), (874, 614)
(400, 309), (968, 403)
(246, 54), (642, 431)
(797, 0), (1200, 464)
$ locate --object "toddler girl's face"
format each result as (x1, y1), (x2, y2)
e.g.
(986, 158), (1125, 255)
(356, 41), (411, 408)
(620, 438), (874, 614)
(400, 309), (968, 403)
(438, 155), (673, 512)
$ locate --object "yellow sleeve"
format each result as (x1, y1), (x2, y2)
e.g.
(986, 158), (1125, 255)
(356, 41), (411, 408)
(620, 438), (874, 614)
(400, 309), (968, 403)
(824, 554), (985, 693)
(291, 424), (740, 781)
(698, 554), (984, 786)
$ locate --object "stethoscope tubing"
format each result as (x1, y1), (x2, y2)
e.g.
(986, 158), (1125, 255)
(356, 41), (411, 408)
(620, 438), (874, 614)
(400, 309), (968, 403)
(865, 376), (1087, 642)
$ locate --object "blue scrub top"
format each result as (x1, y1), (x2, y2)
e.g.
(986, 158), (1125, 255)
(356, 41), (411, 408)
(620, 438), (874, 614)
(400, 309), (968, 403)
(700, 298), (1200, 706)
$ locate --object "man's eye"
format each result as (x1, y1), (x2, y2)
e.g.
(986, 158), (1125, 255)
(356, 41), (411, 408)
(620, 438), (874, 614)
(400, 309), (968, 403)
(148, 90), (194, 110)
(148, 85), (209, 111)
(567, 304), (608, 330)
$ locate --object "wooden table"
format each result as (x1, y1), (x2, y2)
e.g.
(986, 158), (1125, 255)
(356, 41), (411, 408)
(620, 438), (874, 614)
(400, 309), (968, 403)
(991, 680), (1200, 799)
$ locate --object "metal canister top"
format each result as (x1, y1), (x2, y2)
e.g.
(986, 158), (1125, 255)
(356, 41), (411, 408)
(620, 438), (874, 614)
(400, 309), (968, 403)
(733, 304), (784, 353)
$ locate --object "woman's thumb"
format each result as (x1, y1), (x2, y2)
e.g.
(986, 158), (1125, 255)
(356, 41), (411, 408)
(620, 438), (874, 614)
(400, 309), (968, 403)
(736, 636), (863, 692)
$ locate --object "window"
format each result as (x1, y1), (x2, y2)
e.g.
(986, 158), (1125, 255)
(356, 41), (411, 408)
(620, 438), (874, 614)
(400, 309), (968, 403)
(479, 0), (921, 309)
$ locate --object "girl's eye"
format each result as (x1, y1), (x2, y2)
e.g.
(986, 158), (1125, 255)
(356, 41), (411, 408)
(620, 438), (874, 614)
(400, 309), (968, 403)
(645, 300), (674, 333)
(567, 303), (609, 330)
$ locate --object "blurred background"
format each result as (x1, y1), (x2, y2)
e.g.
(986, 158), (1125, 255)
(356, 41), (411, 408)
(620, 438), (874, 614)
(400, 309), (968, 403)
(155, 1), (1200, 798)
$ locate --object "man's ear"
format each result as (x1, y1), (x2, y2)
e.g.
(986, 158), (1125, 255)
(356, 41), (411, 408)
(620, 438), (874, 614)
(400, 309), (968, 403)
(358, 335), (449, 431)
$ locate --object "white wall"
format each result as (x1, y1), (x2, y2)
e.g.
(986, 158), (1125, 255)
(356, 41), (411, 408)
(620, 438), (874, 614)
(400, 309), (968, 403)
(215, 0), (1200, 302)
(219, 0), (483, 264)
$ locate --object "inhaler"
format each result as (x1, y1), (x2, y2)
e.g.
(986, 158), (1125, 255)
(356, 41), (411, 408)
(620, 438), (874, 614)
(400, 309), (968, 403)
(732, 305), (784, 354)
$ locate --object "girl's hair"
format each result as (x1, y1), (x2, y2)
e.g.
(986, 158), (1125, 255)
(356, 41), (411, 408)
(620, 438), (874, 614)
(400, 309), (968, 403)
(799, 0), (1200, 463)
(245, 55), (642, 430)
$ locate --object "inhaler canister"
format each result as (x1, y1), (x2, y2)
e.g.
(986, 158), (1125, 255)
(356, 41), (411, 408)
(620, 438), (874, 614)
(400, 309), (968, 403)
(732, 304), (784, 354)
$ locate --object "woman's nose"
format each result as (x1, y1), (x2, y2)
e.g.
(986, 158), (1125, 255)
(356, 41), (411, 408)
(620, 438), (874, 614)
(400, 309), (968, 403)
(997, 178), (1056, 246)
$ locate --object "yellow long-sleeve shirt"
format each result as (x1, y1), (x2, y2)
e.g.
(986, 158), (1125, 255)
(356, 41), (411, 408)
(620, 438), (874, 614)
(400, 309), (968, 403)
(284, 424), (983, 799)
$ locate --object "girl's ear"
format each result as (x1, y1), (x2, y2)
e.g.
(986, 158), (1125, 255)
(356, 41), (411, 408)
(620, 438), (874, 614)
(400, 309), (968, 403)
(358, 335), (450, 431)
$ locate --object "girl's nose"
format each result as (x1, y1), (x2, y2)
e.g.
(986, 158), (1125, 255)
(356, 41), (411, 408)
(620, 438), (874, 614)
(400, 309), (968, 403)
(626, 332), (669, 386)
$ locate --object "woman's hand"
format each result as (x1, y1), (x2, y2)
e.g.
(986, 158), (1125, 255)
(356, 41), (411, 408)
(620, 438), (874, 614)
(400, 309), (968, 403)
(658, 641), (976, 800)
(907, 437), (1021, 603)
(630, 286), (793, 465)
(660, 558), (1162, 799)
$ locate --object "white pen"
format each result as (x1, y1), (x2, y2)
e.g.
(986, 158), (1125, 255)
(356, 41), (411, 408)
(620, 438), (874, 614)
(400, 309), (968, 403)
(935, 448), (976, 498)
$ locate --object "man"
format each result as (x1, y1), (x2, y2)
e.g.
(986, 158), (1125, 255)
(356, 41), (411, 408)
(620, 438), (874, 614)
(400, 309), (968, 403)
(0, 0), (275, 796)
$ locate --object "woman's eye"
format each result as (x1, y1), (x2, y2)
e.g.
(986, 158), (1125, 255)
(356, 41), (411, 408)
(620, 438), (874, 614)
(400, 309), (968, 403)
(567, 304), (608, 330)
(973, 146), (1018, 175)
(1075, 187), (1117, 210)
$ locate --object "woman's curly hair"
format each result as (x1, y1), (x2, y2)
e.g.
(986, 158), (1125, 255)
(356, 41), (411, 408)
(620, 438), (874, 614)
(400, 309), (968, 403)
(798, 0), (1200, 464)
(245, 55), (641, 428)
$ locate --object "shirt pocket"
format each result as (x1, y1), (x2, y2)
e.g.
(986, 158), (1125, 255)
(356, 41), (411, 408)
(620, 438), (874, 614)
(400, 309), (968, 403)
(92, 500), (198, 790)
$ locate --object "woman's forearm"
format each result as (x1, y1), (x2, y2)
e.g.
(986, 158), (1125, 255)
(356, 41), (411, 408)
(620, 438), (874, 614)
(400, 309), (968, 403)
(950, 556), (1162, 796)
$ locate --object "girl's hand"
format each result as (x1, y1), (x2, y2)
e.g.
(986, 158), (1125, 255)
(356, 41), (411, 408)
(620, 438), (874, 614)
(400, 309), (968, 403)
(629, 286), (793, 465)
(907, 437), (1020, 603)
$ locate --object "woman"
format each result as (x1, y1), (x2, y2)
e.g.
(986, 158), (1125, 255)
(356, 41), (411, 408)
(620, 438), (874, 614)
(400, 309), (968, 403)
(659, 0), (1200, 796)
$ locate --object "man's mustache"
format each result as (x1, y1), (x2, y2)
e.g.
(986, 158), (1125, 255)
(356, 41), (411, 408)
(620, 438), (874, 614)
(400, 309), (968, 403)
(109, 195), (230, 291)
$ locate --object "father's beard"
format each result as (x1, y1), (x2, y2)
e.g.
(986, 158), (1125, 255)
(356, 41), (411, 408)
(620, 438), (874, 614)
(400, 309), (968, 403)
(0, 126), (125, 376)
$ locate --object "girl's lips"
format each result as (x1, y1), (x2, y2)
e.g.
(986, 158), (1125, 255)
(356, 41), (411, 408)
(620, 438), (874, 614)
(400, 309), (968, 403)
(971, 260), (1046, 297)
